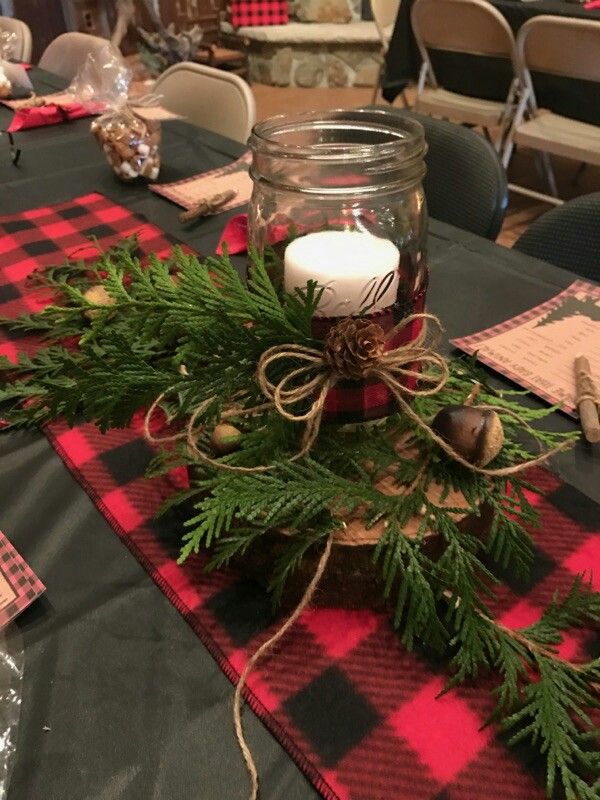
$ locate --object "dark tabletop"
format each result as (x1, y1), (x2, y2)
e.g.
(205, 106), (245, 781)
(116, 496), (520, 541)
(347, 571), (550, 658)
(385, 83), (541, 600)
(384, 0), (600, 124)
(0, 70), (598, 800)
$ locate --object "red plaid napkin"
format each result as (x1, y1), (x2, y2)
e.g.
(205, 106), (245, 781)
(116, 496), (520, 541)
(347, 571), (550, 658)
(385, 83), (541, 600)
(0, 194), (598, 800)
(7, 102), (95, 132)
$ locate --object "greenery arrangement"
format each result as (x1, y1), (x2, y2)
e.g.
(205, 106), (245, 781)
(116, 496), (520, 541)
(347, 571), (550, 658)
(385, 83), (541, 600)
(0, 239), (598, 799)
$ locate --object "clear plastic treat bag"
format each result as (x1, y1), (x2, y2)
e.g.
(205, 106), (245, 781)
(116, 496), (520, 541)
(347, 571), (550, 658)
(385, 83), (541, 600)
(0, 59), (32, 100)
(0, 30), (16, 62)
(71, 43), (161, 182)
(0, 624), (23, 800)
(0, 31), (20, 99)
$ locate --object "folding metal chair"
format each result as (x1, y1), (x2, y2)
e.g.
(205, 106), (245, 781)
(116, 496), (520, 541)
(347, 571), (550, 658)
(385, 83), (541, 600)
(503, 15), (600, 206)
(371, 0), (402, 103)
(411, 0), (520, 153)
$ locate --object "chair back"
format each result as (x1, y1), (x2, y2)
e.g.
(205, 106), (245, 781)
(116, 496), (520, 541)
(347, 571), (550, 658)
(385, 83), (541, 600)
(374, 108), (508, 239)
(513, 192), (600, 282)
(0, 15), (32, 62)
(154, 62), (256, 144)
(411, 0), (518, 69)
(371, 0), (401, 48)
(517, 15), (600, 85)
(39, 32), (111, 81)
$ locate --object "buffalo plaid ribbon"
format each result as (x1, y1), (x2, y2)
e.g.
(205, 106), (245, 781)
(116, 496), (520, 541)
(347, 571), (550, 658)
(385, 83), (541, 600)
(1, 194), (598, 800)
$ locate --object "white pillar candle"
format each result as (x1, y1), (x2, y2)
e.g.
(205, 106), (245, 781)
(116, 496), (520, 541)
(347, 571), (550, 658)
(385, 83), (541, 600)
(284, 230), (400, 317)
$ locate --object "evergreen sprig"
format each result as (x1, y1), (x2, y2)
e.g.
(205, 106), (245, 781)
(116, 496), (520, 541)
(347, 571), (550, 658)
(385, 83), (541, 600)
(0, 242), (596, 798)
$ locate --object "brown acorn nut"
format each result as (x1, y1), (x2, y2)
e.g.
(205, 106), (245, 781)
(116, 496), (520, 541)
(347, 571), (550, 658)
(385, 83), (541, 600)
(431, 405), (504, 467)
(211, 423), (242, 455)
(83, 285), (116, 320)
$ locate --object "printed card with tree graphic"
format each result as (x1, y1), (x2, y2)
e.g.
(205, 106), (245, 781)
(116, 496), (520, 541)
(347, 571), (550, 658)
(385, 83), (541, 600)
(452, 280), (600, 416)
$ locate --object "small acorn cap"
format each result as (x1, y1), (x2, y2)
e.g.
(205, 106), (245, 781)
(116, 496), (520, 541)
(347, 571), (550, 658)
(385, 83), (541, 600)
(431, 405), (504, 466)
(211, 423), (242, 455)
(475, 409), (504, 467)
(83, 285), (115, 320)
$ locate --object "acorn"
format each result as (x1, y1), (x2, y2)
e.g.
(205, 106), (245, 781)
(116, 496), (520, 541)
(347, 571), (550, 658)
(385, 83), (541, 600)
(211, 423), (242, 455)
(431, 405), (504, 467)
(83, 285), (115, 320)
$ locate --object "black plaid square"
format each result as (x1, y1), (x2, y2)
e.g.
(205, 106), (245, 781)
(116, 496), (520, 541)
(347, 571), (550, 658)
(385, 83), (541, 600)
(100, 440), (155, 486)
(22, 239), (61, 257)
(547, 484), (600, 530)
(0, 283), (21, 304)
(480, 545), (556, 596)
(3, 219), (35, 233)
(206, 579), (275, 646)
(57, 204), (88, 220)
(82, 224), (118, 240)
(285, 666), (380, 767)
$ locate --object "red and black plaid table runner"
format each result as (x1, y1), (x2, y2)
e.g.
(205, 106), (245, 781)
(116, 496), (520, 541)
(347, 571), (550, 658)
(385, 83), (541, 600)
(1, 194), (598, 800)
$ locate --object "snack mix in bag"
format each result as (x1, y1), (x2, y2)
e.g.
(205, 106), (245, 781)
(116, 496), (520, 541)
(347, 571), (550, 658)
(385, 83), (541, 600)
(0, 65), (10, 100)
(71, 43), (161, 182)
(91, 111), (160, 181)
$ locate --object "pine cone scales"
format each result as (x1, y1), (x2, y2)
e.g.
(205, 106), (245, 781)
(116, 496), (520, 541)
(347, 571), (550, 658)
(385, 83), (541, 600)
(324, 317), (386, 379)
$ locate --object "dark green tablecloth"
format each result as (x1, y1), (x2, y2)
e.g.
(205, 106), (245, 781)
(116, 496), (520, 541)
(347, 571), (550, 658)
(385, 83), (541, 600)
(0, 69), (598, 800)
(384, 0), (600, 124)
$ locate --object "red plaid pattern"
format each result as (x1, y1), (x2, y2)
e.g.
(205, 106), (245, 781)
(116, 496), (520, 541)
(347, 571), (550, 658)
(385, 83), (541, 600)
(229, 0), (289, 27)
(0, 531), (45, 629)
(313, 284), (427, 423)
(1, 195), (598, 800)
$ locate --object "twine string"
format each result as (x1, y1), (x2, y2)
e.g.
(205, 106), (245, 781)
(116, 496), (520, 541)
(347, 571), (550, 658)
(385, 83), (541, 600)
(232, 534), (334, 800)
(143, 313), (568, 478)
(140, 313), (570, 800)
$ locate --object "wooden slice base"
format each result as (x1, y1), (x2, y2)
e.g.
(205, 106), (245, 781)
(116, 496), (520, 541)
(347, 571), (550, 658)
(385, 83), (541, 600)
(234, 478), (493, 611)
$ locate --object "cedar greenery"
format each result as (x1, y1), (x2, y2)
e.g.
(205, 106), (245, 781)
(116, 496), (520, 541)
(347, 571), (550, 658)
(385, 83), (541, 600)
(0, 240), (597, 798)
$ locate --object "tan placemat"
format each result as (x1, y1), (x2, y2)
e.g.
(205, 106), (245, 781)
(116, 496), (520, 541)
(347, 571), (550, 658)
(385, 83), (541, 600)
(1, 91), (81, 109)
(452, 279), (600, 417)
(151, 151), (252, 212)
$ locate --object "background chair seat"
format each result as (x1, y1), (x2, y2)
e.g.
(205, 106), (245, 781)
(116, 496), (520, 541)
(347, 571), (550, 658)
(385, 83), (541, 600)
(374, 107), (508, 240)
(154, 62), (256, 144)
(513, 191), (600, 281)
(39, 32), (113, 82)
(513, 112), (600, 167)
(415, 87), (506, 127)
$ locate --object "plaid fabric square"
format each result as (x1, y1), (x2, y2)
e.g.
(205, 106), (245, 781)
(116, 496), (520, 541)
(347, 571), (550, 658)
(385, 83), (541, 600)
(312, 282), (428, 423)
(229, 0), (289, 27)
(1, 196), (598, 800)
(0, 531), (45, 629)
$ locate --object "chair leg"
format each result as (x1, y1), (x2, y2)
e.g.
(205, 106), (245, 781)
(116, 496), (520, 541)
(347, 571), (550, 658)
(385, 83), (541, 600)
(371, 62), (384, 104)
(573, 162), (587, 185)
(540, 152), (559, 198)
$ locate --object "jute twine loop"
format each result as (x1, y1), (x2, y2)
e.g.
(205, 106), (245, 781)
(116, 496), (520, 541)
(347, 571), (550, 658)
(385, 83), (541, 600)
(233, 534), (334, 800)
(143, 312), (570, 477)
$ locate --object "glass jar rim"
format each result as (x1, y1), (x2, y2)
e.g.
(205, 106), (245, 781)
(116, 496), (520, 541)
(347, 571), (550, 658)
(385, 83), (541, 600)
(249, 108), (426, 164)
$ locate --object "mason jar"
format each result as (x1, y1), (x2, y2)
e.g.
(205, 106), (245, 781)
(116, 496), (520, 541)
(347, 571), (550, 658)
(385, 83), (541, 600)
(247, 108), (428, 310)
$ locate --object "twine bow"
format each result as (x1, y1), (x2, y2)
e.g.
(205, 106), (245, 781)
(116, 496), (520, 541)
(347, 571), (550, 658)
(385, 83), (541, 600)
(144, 311), (570, 478)
(257, 312), (448, 457)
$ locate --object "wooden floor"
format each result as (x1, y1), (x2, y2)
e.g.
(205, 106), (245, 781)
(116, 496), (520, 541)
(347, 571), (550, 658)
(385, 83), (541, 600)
(251, 84), (600, 248)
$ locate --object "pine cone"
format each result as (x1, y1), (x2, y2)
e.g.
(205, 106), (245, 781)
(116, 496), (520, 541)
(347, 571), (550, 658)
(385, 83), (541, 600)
(324, 317), (386, 379)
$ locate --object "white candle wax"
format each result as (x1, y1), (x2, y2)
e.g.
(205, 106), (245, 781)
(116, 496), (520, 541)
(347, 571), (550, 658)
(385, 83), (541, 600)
(284, 230), (400, 317)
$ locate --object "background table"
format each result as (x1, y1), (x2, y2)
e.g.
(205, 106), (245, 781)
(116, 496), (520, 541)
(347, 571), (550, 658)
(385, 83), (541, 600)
(1, 70), (598, 800)
(384, 0), (600, 124)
